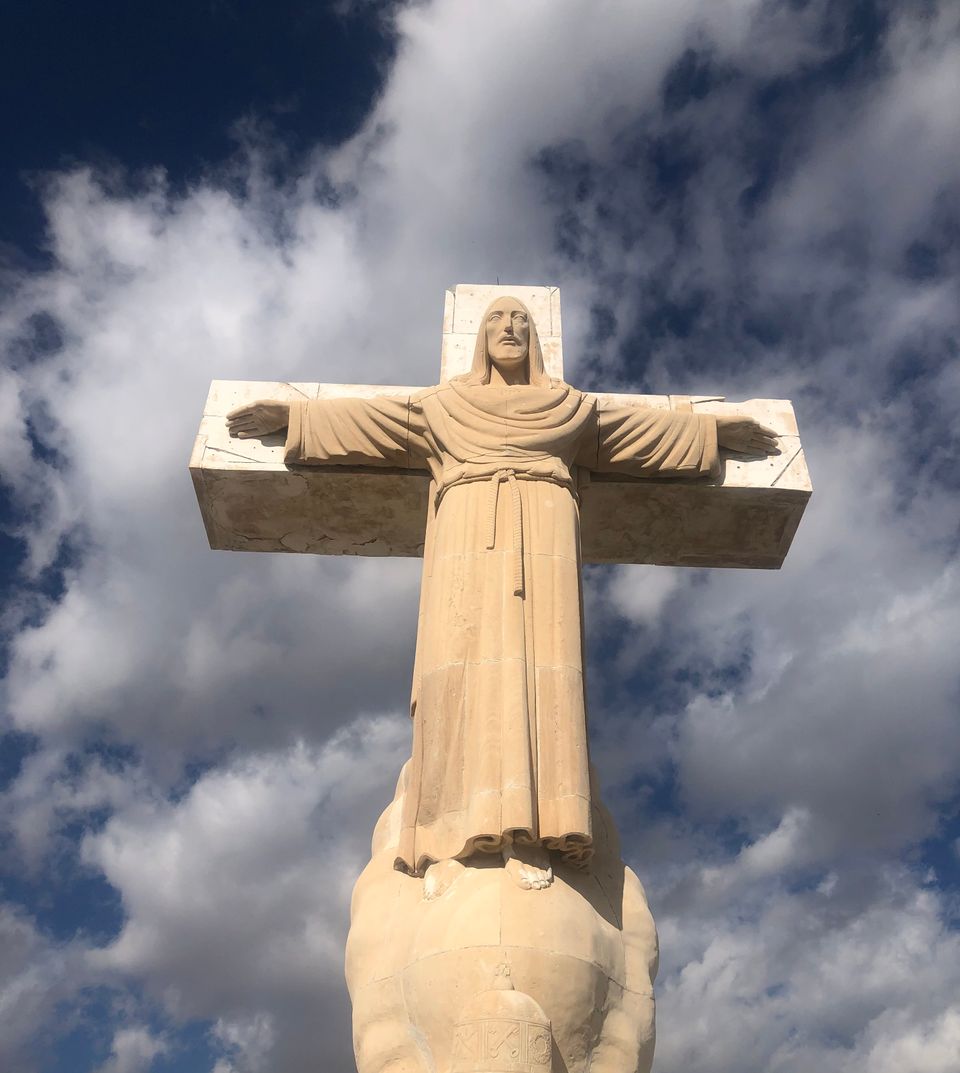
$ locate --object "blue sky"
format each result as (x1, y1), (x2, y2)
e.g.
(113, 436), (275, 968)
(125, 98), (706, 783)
(1, 2), (959, 1071)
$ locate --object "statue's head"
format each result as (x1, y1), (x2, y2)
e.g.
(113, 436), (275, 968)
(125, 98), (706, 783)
(465, 295), (550, 386)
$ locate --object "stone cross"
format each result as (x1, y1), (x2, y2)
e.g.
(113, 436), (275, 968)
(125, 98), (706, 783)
(190, 283), (809, 569)
(188, 283), (810, 1073)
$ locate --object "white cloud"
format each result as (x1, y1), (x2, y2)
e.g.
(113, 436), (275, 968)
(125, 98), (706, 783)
(653, 866), (960, 1073)
(96, 1026), (167, 1073)
(0, 904), (86, 1073)
(769, 4), (960, 260)
(851, 1007), (960, 1073)
(83, 717), (407, 1071)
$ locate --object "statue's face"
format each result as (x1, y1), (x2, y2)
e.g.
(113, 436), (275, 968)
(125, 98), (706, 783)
(485, 299), (530, 374)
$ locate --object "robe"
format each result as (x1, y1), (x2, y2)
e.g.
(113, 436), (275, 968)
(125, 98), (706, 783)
(285, 379), (719, 875)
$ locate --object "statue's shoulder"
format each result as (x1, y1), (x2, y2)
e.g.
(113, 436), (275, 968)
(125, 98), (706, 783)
(550, 379), (594, 409)
(411, 384), (442, 407)
(423, 377), (471, 402)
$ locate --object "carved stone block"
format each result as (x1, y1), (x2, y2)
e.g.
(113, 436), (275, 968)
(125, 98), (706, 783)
(190, 382), (809, 568)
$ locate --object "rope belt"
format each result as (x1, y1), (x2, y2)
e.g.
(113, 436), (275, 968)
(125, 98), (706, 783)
(485, 469), (525, 597)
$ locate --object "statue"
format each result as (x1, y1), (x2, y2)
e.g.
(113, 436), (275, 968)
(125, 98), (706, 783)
(222, 295), (779, 1073)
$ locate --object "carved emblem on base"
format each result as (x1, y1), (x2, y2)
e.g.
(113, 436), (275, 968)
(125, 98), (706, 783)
(451, 967), (552, 1072)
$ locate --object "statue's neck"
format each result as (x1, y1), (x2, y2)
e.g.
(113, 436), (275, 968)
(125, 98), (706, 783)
(488, 365), (529, 387)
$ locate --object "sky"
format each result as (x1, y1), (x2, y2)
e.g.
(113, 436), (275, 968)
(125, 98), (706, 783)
(1, 0), (958, 1071)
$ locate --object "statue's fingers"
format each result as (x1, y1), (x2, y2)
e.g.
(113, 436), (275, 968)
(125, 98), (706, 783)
(752, 429), (779, 445)
(751, 440), (780, 454)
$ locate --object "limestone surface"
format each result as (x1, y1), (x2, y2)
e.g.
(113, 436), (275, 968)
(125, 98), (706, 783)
(346, 764), (659, 1073)
(192, 285), (808, 1073)
(190, 289), (808, 569)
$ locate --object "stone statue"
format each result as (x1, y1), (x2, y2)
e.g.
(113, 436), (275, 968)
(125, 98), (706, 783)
(222, 295), (779, 1073)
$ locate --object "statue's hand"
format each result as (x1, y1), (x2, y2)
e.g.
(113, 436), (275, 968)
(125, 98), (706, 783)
(226, 400), (290, 439)
(716, 415), (780, 455)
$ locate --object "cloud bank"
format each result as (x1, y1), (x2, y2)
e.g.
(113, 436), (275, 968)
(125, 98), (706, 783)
(1, 1), (958, 1071)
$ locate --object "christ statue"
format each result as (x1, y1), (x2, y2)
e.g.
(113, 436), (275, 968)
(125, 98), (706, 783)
(226, 296), (778, 892)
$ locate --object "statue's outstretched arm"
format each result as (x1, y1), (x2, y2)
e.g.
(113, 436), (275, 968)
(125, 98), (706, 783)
(228, 394), (428, 470)
(589, 406), (780, 479)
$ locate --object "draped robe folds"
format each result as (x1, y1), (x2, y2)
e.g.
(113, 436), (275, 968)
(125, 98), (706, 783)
(285, 379), (719, 876)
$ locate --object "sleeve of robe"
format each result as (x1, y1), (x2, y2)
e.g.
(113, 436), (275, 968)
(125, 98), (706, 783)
(579, 404), (720, 477)
(283, 394), (430, 469)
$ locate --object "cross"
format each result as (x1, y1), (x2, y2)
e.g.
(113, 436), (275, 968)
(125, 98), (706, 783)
(190, 283), (810, 570)
(188, 283), (811, 1073)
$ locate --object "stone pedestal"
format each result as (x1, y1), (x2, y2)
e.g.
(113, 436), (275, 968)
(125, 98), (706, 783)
(346, 768), (658, 1073)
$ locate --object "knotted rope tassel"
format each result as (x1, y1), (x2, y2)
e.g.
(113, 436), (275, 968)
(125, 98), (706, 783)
(485, 469), (525, 597)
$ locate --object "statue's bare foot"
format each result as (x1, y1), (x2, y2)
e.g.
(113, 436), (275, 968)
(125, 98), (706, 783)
(423, 857), (466, 901)
(502, 842), (553, 890)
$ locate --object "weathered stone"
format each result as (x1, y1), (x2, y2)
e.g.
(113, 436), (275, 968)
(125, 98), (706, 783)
(191, 284), (809, 1073)
(191, 382), (808, 568)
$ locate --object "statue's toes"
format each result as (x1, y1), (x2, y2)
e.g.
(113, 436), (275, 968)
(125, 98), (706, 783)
(423, 858), (465, 901)
(525, 869), (550, 890)
(516, 868), (536, 890)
